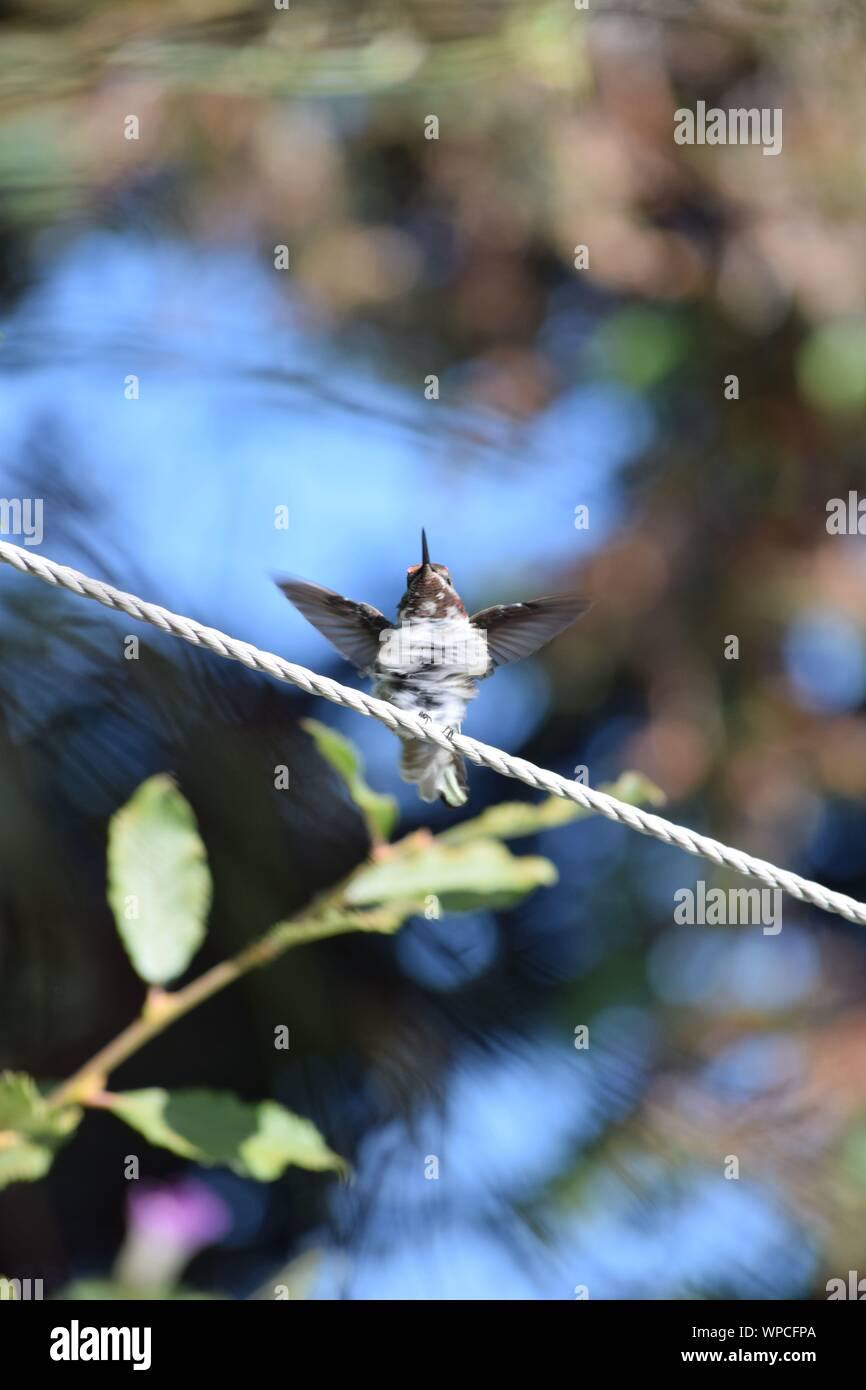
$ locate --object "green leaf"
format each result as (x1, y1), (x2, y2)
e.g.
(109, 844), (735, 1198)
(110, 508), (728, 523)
(0, 1136), (57, 1188)
(313, 900), (424, 936)
(104, 1088), (346, 1180)
(256, 899), (423, 960)
(0, 1071), (42, 1130)
(439, 771), (666, 846)
(345, 838), (557, 911)
(439, 797), (582, 845)
(302, 718), (398, 843)
(0, 1071), (82, 1191)
(107, 775), (212, 984)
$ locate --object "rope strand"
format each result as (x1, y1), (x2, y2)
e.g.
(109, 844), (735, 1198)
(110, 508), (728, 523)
(1, 538), (863, 926)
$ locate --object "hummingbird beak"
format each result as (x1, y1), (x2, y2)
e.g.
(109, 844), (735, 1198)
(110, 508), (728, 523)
(421, 528), (431, 570)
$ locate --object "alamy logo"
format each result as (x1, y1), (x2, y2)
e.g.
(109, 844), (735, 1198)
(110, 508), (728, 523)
(826, 493), (866, 534)
(827, 1271), (866, 1299)
(50, 1320), (151, 1370)
(0, 1276), (43, 1300)
(378, 624), (488, 673)
(0, 497), (43, 546)
(674, 102), (782, 157)
(674, 881), (782, 935)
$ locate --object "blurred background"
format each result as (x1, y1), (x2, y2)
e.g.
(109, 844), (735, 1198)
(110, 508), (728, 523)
(2, 0), (866, 1300)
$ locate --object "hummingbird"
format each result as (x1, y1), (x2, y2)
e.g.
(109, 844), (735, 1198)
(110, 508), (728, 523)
(276, 531), (590, 807)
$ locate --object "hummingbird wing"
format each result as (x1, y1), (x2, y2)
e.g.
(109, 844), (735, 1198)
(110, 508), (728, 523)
(275, 578), (389, 673)
(470, 595), (591, 670)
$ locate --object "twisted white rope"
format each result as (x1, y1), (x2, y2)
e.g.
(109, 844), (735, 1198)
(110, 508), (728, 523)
(0, 538), (863, 926)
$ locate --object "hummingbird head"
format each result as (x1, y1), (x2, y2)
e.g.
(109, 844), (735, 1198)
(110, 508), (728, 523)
(401, 529), (463, 615)
(406, 529), (453, 588)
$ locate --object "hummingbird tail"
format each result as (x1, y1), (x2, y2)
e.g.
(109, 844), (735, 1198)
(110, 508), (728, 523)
(399, 739), (468, 808)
